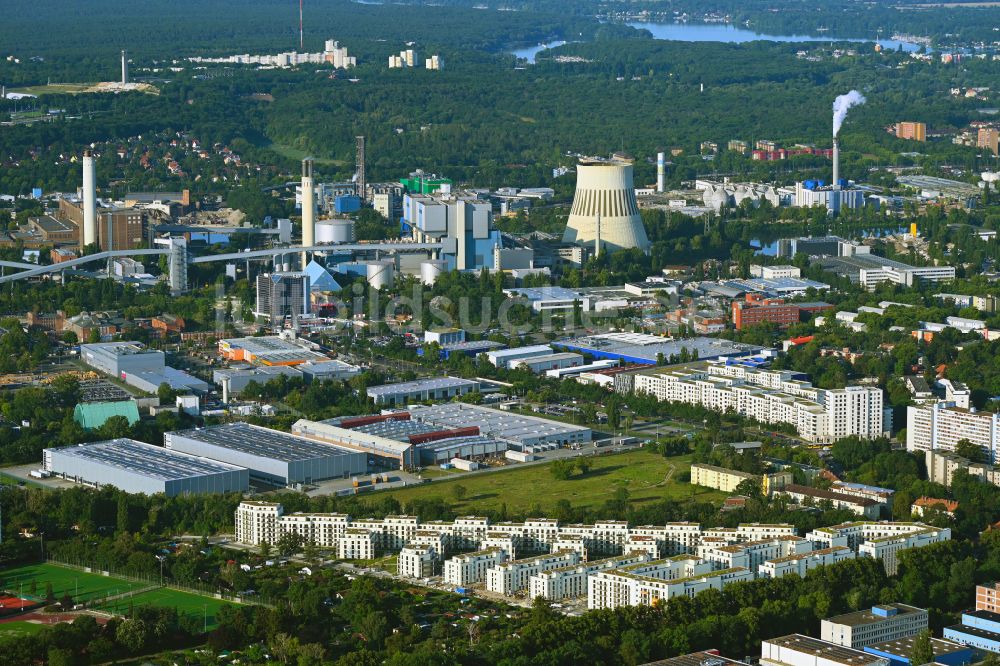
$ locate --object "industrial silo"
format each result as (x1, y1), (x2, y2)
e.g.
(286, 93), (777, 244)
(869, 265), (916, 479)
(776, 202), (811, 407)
(316, 218), (355, 244)
(366, 260), (395, 290)
(420, 259), (447, 286)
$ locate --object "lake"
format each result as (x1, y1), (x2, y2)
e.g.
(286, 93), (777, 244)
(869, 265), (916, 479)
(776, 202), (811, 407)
(511, 24), (922, 63)
(626, 22), (922, 53)
(511, 41), (567, 64)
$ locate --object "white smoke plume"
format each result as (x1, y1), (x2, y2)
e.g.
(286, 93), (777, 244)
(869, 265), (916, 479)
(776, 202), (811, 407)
(833, 90), (866, 137)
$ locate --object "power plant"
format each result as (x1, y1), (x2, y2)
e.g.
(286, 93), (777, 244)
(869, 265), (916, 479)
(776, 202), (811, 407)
(301, 158), (315, 265)
(563, 155), (650, 253)
(81, 151), (98, 248)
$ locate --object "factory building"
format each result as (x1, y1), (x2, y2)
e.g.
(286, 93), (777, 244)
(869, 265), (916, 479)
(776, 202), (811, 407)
(509, 352), (584, 374)
(365, 376), (480, 406)
(402, 189), (499, 271)
(43, 438), (248, 496)
(328, 414), (507, 465)
(407, 402), (592, 449)
(822, 604), (929, 649)
(486, 345), (554, 368)
(80, 341), (209, 394)
(292, 419), (417, 469)
(218, 335), (331, 366)
(556, 333), (765, 365)
(165, 422), (366, 486)
(760, 635), (885, 666)
(563, 155), (650, 252)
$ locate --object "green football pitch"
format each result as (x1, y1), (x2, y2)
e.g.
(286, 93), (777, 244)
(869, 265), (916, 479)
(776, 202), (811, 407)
(0, 563), (136, 604)
(96, 588), (234, 630)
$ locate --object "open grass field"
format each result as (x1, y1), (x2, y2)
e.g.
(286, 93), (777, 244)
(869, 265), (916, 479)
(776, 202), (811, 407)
(11, 83), (94, 95)
(0, 620), (47, 637)
(0, 563), (135, 604)
(96, 588), (234, 630)
(381, 450), (725, 514)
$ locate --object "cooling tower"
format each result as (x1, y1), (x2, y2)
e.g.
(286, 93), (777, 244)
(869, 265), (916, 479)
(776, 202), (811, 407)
(81, 150), (98, 248)
(563, 156), (650, 252)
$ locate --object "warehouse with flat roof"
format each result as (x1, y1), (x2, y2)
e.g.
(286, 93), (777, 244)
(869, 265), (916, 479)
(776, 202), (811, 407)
(43, 438), (248, 496)
(164, 422), (366, 485)
(292, 419), (417, 469)
(366, 376), (480, 406)
(407, 402), (591, 448)
(554, 333), (766, 365)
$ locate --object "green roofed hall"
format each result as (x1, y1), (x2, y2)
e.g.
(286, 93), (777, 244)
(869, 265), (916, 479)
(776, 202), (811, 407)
(73, 400), (140, 430)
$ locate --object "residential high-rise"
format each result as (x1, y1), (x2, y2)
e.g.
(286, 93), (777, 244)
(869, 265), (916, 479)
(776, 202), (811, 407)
(907, 401), (1000, 463)
(979, 128), (1000, 156)
(255, 272), (311, 322)
(563, 156), (650, 253)
(896, 122), (927, 142)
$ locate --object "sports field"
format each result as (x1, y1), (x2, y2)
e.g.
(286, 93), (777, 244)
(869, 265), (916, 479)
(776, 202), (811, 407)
(380, 450), (725, 514)
(0, 563), (135, 604)
(0, 620), (46, 637)
(96, 588), (233, 630)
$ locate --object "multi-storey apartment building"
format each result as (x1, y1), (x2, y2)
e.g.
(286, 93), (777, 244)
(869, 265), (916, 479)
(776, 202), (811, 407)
(486, 551), (580, 596)
(398, 545), (437, 579)
(632, 363), (882, 443)
(588, 556), (752, 610)
(528, 553), (650, 601)
(907, 401), (1000, 464)
(806, 522), (951, 575)
(443, 548), (507, 586)
(758, 546), (855, 579)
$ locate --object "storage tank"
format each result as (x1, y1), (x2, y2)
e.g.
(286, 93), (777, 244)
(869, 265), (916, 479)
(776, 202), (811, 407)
(316, 218), (355, 244)
(420, 259), (447, 286)
(366, 261), (395, 290)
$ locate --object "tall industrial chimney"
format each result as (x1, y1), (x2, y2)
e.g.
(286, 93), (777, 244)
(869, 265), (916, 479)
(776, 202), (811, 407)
(301, 158), (315, 265)
(656, 152), (666, 193)
(82, 151), (98, 248)
(121, 50), (128, 85)
(832, 137), (840, 191)
(355, 136), (366, 202)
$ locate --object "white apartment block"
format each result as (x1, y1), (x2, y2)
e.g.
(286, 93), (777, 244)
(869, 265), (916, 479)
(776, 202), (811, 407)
(806, 522), (951, 575)
(907, 401), (1000, 464)
(703, 524), (799, 543)
(338, 529), (376, 560)
(698, 536), (813, 573)
(624, 535), (661, 559)
(480, 532), (520, 560)
(821, 603), (929, 648)
(758, 546), (855, 579)
(486, 550), (580, 596)
(275, 512), (350, 547)
(761, 634), (884, 666)
(926, 449), (1000, 488)
(443, 548), (508, 587)
(398, 545), (437, 579)
(588, 557), (752, 610)
(235, 501), (282, 545)
(633, 363), (882, 443)
(528, 553), (650, 601)
(552, 535), (589, 560)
